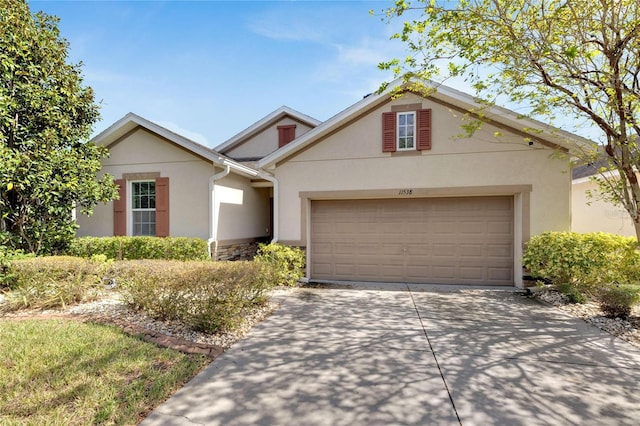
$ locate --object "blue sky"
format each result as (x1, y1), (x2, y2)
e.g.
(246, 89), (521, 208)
(29, 0), (406, 148)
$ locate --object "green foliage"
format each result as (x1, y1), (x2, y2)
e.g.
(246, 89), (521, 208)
(1, 256), (106, 311)
(0, 0), (117, 255)
(0, 320), (208, 425)
(254, 243), (305, 286)
(68, 236), (210, 261)
(555, 282), (588, 304)
(596, 284), (640, 319)
(523, 232), (640, 302)
(0, 245), (33, 288)
(114, 260), (273, 333)
(379, 0), (640, 241)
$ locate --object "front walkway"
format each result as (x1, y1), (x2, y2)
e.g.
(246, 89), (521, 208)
(142, 283), (640, 425)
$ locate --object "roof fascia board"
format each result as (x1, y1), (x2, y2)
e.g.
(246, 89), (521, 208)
(427, 84), (595, 152)
(258, 78), (595, 169)
(93, 112), (259, 178)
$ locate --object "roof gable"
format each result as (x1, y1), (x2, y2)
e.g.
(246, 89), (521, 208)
(257, 79), (595, 169)
(215, 106), (321, 156)
(92, 112), (258, 177)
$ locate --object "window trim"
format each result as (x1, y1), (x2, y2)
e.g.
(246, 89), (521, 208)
(396, 111), (416, 151)
(128, 180), (157, 236)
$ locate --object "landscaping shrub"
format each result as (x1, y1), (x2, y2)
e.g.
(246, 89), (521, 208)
(0, 246), (33, 288)
(254, 243), (305, 286)
(1, 256), (106, 312)
(68, 236), (210, 261)
(523, 232), (640, 302)
(114, 260), (273, 333)
(596, 284), (640, 319)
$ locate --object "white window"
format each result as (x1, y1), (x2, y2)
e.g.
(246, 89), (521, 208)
(397, 112), (415, 150)
(131, 181), (156, 236)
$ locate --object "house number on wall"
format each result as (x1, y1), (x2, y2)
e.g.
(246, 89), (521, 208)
(398, 189), (413, 195)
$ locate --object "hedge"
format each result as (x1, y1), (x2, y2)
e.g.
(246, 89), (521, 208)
(522, 232), (640, 289)
(112, 260), (274, 332)
(0, 256), (106, 311)
(523, 232), (640, 315)
(67, 236), (210, 261)
(253, 243), (305, 286)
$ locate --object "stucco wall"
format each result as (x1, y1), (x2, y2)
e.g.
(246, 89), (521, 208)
(225, 118), (314, 159)
(273, 93), (571, 243)
(77, 127), (269, 242)
(215, 173), (271, 242)
(572, 178), (635, 236)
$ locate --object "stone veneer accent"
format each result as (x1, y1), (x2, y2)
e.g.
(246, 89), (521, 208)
(215, 239), (269, 261)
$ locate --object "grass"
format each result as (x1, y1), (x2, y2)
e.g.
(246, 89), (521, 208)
(0, 319), (210, 425)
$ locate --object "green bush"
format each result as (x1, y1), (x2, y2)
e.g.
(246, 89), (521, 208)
(254, 243), (305, 286)
(68, 236), (210, 261)
(596, 284), (640, 318)
(113, 260), (273, 333)
(1, 256), (106, 312)
(523, 232), (640, 302)
(0, 246), (34, 288)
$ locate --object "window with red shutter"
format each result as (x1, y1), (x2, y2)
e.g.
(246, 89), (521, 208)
(113, 179), (127, 236)
(416, 109), (432, 151)
(382, 112), (396, 152)
(382, 108), (432, 152)
(155, 177), (170, 237)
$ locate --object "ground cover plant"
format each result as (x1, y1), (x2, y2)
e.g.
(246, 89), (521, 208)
(523, 232), (640, 317)
(0, 319), (209, 425)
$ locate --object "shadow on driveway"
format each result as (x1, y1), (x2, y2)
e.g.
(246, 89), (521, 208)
(142, 284), (640, 426)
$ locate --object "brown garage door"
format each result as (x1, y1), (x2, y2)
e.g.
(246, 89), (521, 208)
(310, 197), (514, 285)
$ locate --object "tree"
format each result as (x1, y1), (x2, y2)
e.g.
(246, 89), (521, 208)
(0, 0), (117, 254)
(379, 0), (640, 240)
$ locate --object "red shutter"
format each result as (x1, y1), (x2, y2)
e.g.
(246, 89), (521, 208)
(113, 179), (126, 236)
(278, 125), (296, 148)
(155, 177), (170, 237)
(382, 112), (396, 152)
(417, 109), (432, 151)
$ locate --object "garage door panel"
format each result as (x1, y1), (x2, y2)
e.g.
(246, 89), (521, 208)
(430, 243), (458, 257)
(311, 262), (332, 276)
(459, 243), (484, 257)
(335, 263), (356, 276)
(488, 267), (513, 282)
(487, 220), (512, 234)
(334, 243), (355, 255)
(487, 243), (513, 258)
(310, 197), (514, 285)
(312, 242), (332, 255)
(381, 265), (404, 280)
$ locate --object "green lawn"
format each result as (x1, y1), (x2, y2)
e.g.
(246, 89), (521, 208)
(0, 319), (209, 425)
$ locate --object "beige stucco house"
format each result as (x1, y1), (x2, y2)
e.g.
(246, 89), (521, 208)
(78, 79), (592, 287)
(571, 164), (636, 237)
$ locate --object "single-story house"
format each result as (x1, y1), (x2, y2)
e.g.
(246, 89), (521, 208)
(77, 79), (593, 287)
(571, 163), (636, 237)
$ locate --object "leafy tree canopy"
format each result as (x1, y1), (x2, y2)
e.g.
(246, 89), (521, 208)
(378, 0), (640, 239)
(0, 0), (117, 254)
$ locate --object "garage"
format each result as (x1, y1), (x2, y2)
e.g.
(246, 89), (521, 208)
(310, 196), (514, 285)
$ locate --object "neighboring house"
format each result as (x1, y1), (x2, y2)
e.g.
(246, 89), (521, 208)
(571, 163), (636, 237)
(78, 79), (592, 287)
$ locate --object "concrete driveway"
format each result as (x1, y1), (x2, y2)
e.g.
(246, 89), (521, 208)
(142, 284), (640, 425)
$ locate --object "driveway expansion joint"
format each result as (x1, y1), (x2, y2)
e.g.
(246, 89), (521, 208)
(407, 284), (462, 426)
